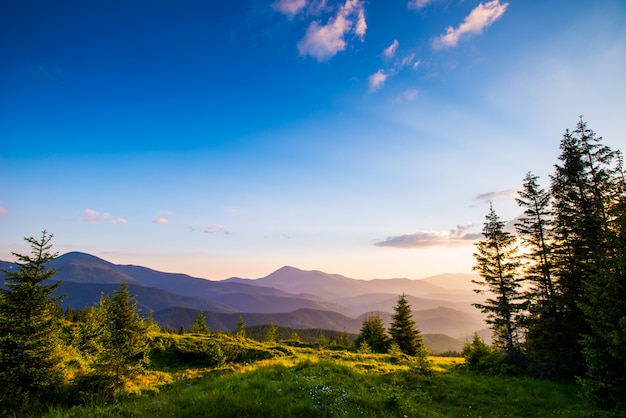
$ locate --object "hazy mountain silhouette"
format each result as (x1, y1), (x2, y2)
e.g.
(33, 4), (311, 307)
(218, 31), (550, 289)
(1, 252), (488, 340)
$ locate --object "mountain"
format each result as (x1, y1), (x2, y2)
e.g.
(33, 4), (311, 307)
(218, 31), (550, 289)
(1, 252), (487, 339)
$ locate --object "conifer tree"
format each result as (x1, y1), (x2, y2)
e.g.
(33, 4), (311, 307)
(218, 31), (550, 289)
(388, 294), (427, 357)
(235, 315), (246, 338)
(549, 118), (617, 379)
(355, 313), (389, 353)
(0, 231), (64, 408)
(190, 310), (210, 334)
(264, 322), (278, 343)
(551, 119), (626, 408)
(97, 282), (150, 392)
(473, 205), (526, 358)
(515, 172), (561, 375)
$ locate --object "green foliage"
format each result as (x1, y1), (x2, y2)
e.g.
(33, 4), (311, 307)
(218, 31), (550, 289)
(84, 282), (151, 396)
(461, 333), (498, 372)
(189, 311), (210, 334)
(355, 313), (389, 353)
(389, 294), (428, 358)
(30, 345), (604, 418)
(473, 205), (526, 357)
(264, 322), (278, 343)
(235, 315), (246, 338)
(0, 231), (64, 411)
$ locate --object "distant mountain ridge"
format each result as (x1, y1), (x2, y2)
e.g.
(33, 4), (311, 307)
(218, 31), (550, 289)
(1, 252), (488, 340)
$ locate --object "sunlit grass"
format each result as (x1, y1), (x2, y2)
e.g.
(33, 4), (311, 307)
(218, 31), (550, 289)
(28, 334), (606, 418)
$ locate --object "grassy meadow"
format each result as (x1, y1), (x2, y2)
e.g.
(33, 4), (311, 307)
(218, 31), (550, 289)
(20, 332), (612, 418)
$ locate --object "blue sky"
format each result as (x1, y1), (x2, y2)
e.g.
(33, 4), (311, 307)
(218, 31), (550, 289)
(2, 0), (625, 280)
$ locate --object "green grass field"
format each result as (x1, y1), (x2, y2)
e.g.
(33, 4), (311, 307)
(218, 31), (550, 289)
(20, 333), (613, 417)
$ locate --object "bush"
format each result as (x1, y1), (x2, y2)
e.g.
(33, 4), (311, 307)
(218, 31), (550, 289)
(462, 333), (498, 372)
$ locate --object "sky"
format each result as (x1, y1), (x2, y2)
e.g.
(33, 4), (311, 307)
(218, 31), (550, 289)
(2, 0), (626, 281)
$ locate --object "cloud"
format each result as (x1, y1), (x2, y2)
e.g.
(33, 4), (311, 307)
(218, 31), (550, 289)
(433, 0), (508, 49)
(395, 88), (418, 102)
(0, 207), (9, 216)
(297, 0), (366, 61)
(272, 0), (307, 17)
(471, 189), (518, 206)
(368, 69), (388, 91)
(408, 0), (433, 10)
(153, 218), (169, 224)
(383, 39), (399, 59)
(205, 225), (230, 235)
(83, 208), (127, 224)
(375, 223), (481, 248)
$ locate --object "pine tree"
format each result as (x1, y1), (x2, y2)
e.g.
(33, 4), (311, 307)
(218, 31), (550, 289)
(190, 310), (210, 334)
(264, 322), (278, 343)
(97, 282), (150, 392)
(473, 205), (526, 358)
(551, 119), (626, 408)
(515, 172), (561, 375)
(0, 231), (64, 408)
(388, 294), (427, 357)
(549, 118), (617, 379)
(355, 313), (389, 353)
(235, 315), (246, 338)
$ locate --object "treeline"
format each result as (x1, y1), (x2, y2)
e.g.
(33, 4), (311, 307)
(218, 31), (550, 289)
(471, 118), (625, 409)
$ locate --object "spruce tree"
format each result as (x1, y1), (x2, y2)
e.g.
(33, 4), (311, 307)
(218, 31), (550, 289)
(549, 118), (617, 379)
(97, 282), (150, 392)
(515, 172), (561, 375)
(388, 294), (427, 357)
(355, 313), (389, 353)
(473, 205), (526, 358)
(551, 119), (626, 408)
(0, 231), (64, 408)
(235, 315), (246, 338)
(264, 322), (278, 343)
(190, 310), (210, 334)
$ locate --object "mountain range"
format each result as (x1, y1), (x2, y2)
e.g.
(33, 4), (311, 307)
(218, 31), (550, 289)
(0, 252), (490, 349)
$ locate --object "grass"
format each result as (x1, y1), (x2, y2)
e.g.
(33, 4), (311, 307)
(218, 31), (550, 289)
(19, 334), (615, 418)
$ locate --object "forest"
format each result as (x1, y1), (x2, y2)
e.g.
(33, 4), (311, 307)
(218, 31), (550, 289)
(1, 118), (624, 416)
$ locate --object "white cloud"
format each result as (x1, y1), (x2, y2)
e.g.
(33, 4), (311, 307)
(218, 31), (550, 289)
(433, 0), (508, 49)
(0, 207), (8, 215)
(272, 0), (307, 17)
(471, 189), (518, 206)
(408, 0), (433, 10)
(297, 0), (366, 61)
(383, 39), (399, 59)
(154, 218), (169, 225)
(375, 223), (481, 248)
(83, 208), (101, 223)
(397, 88), (418, 102)
(368, 69), (388, 92)
(83, 208), (127, 224)
(354, 6), (367, 39)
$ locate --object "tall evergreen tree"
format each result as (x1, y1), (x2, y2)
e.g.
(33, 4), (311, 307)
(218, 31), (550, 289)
(515, 172), (561, 376)
(0, 231), (64, 409)
(549, 118), (617, 379)
(551, 119), (626, 408)
(388, 294), (427, 357)
(97, 282), (150, 392)
(355, 313), (389, 353)
(473, 205), (526, 358)
(190, 310), (210, 334)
